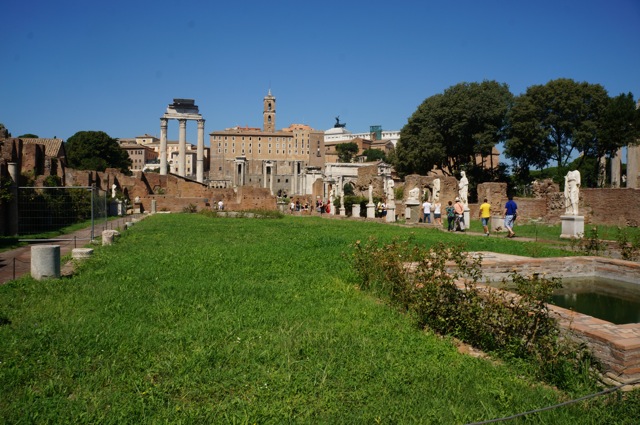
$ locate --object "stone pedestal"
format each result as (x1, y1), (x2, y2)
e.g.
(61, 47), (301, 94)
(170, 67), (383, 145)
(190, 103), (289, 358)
(560, 215), (585, 239)
(151, 199), (157, 214)
(404, 200), (420, 224)
(339, 207), (346, 216)
(366, 203), (376, 219)
(31, 245), (60, 280)
(491, 216), (504, 232)
(386, 204), (396, 222)
(102, 230), (120, 245)
(352, 204), (361, 218)
(72, 248), (94, 260)
(134, 202), (143, 214)
(463, 209), (470, 230)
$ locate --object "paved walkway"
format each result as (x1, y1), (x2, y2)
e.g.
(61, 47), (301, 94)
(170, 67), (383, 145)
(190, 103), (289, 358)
(0, 216), (132, 285)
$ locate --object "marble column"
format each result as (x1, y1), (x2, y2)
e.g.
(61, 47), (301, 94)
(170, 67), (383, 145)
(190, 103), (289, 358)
(160, 118), (168, 175)
(611, 148), (622, 188)
(197, 119), (205, 183)
(263, 162), (268, 188)
(291, 161), (297, 195)
(178, 119), (187, 177)
(627, 145), (640, 189)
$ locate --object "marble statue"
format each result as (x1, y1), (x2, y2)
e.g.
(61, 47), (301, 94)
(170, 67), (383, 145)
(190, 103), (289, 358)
(564, 170), (581, 215)
(387, 179), (395, 202)
(111, 184), (117, 199)
(458, 171), (469, 207)
(408, 187), (420, 202)
(368, 184), (373, 204)
(432, 178), (441, 202)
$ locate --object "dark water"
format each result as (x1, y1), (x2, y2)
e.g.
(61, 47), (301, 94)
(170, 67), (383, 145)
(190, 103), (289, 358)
(550, 277), (640, 325)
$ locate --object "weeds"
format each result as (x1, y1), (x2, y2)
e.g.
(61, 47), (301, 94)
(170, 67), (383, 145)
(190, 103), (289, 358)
(616, 227), (640, 261)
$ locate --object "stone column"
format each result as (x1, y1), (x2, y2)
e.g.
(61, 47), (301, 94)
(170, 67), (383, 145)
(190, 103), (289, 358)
(160, 118), (168, 175)
(269, 164), (274, 195)
(627, 145), (640, 188)
(178, 119), (187, 177)
(291, 161), (297, 195)
(31, 245), (60, 280)
(263, 162), (268, 188)
(611, 148), (622, 188)
(196, 119), (205, 183)
(8, 162), (19, 236)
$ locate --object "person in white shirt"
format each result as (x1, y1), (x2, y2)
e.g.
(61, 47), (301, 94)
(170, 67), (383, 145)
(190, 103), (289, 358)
(422, 200), (432, 223)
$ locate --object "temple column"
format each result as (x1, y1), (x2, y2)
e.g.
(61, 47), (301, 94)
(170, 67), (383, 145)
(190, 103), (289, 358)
(291, 161), (297, 195)
(628, 145), (640, 188)
(269, 164), (274, 195)
(178, 119), (187, 177)
(263, 162), (268, 188)
(160, 118), (168, 175)
(197, 119), (205, 183)
(611, 148), (622, 188)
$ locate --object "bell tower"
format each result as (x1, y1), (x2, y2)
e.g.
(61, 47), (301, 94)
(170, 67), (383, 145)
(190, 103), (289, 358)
(263, 89), (276, 132)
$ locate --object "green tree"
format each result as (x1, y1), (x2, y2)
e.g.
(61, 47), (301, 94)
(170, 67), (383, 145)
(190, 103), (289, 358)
(504, 79), (610, 181)
(66, 131), (131, 173)
(362, 148), (386, 162)
(18, 133), (39, 138)
(335, 142), (359, 163)
(394, 81), (513, 178)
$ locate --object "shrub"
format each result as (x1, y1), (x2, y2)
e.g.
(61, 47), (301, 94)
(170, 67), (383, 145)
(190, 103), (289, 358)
(351, 237), (600, 390)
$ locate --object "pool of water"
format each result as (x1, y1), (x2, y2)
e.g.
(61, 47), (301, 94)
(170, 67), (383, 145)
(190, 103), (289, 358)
(550, 277), (640, 325)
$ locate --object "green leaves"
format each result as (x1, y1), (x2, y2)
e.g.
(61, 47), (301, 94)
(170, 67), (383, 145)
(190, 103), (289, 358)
(66, 130), (132, 173)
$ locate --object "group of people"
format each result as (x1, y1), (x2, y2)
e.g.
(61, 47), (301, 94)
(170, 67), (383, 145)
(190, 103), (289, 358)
(290, 200), (312, 213)
(421, 195), (519, 238)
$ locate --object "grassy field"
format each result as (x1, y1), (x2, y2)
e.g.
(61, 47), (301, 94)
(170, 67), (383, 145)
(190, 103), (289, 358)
(0, 214), (638, 423)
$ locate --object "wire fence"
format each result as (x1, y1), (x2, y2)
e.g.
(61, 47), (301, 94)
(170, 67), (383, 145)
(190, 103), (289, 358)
(18, 186), (108, 239)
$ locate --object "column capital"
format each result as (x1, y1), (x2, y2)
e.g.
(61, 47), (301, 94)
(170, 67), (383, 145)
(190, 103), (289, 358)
(178, 118), (187, 126)
(160, 117), (168, 126)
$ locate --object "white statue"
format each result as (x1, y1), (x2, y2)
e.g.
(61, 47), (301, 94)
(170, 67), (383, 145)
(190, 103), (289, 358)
(111, 184), (117, 199)
(368, 184), (373, 204)
(408, 187), (420, 202)
(432, 178), (441, 202)
(387, 179), (395, 202)
(458, 171), (469, 208)
(564, 170), (581, 215)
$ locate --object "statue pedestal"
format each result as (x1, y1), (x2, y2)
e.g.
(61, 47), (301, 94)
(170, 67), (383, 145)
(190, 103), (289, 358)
(404, 200), (420, 224)
(560, 215), (584, 239)
(463, 209), (470, 230)
(339, 207), (346, 217)
(386, 204), (396, 223)
(490, 216), (503, 232)
(366, 203), (376, 219)
(351, 204), (361, 218)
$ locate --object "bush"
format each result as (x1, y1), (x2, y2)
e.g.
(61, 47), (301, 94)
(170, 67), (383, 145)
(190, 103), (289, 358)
(351, 236), (600, 390)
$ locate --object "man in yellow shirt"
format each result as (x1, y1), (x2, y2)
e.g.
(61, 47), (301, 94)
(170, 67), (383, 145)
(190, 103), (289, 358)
(479, 198), (491, 236)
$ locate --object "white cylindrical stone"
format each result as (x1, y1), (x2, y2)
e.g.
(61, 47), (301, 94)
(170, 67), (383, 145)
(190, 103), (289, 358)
(102, 230), (120, 245)
(72, 248), (94, 260)
(31, 245), (61, 280)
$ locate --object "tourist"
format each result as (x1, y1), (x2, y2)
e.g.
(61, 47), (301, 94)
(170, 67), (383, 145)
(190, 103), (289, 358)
(445, 201), (455, 231)
(479, 198), (491, 236)
(504, 196), (518, 238)
(454, 197), (465, 231)
(290, 201), (295, 214)
(422, 198), (432, 223)
(218, 199), (224, 211)
(433, 200), (442, 226)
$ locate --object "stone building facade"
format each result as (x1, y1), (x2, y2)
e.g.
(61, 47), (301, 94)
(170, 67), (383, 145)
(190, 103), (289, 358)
(208, 90), (325, 197)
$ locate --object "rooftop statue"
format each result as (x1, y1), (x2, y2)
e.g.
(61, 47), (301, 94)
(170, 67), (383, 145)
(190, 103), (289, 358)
(334, 116), (347, 128)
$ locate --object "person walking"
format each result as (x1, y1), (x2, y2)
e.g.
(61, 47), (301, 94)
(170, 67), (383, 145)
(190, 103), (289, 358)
(504, 196), (518, 238)
(479, 198), (491, 236)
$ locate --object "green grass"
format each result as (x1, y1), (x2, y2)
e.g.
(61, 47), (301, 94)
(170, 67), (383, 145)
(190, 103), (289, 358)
(0, 214), (638, 423)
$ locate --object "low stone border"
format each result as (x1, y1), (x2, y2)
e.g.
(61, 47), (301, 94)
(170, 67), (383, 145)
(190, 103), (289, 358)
(462, 253), (640, 389)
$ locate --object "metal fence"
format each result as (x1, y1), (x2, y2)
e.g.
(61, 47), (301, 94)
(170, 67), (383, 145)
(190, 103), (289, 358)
(18, 186), (108, 239)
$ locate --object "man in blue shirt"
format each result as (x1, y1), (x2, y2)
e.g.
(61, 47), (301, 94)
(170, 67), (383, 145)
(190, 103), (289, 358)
(504, 196), (518, 238)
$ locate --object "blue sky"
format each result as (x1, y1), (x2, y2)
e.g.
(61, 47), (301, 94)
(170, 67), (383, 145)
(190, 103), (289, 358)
(2, 0), (639, 147)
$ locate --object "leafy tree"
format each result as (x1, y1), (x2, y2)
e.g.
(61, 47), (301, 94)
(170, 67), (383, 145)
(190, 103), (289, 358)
(66, 131), (131, 174)
(504, 79), (610, 182)
(18, 133), (39, 138)
(394, 81), (513, 178)
(335, 142), (359, 163)
(362, 148), (386, 162)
